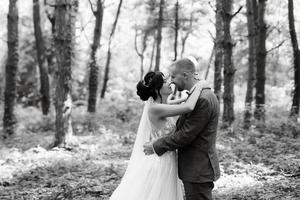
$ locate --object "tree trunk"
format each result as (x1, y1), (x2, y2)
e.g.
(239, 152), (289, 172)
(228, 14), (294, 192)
(288, 0), (300, 119)
(244, 0), (257, 129)
(214, 0), (223, 102)
(254, 0), (267, 123)
(173, 0), (179, 61)
(33, 0), (50, 115)
(180, 8), (194, 58)
(101, 46), (111, 98)
(52, 0), (78, 148)
(100, 0), (123, 98)
(154, 0), (164, 71)
(87, 0), (104, 113)
(222, 0), (235, 127)
(44, 1), (56, 75)
(205, 44), (215, 80)
(134, 28), (148, 80)
(3, 0), (19, 137)
(148, 39), (156, 72)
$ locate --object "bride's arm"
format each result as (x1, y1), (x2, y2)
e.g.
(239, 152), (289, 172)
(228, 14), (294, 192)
(149, 81), (208, 118)
(167, 93), (188, 105)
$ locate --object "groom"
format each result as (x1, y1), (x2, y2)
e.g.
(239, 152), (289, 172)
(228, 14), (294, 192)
(143, 58), (220, 200)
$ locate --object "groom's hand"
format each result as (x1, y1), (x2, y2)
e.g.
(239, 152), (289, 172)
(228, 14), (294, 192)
(143, 142), (154, 155)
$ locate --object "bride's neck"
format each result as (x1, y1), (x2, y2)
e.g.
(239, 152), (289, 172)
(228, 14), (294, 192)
(154, 95), (167, 104)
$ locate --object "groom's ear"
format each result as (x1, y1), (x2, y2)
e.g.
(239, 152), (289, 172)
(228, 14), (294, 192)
(183, 72), (188, 78)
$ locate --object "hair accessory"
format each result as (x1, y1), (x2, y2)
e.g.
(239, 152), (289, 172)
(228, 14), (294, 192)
(142, 80), (149, 87)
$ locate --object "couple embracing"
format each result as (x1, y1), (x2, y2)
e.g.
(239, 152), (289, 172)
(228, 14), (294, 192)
(110, 58), (220, 200)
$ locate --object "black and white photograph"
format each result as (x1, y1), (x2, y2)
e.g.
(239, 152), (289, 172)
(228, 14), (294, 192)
(0, 0), (299, 199)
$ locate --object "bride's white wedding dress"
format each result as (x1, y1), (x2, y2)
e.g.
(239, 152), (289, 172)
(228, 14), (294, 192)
(110, 98), (183, 200)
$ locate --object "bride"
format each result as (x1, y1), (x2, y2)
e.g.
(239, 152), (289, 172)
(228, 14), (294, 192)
(110, 71), (206, 200)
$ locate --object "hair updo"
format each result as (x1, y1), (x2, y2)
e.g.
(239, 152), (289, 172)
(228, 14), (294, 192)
(136, 71), (164, 101)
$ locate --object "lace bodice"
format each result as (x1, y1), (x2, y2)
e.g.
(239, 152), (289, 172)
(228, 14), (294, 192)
(149, 117), (177, 140)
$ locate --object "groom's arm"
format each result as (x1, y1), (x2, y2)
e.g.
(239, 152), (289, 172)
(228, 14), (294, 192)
(153, 98), (210, 156)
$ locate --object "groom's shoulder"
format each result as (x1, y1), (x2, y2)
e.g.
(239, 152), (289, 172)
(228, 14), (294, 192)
(198, 88), (219, 104)
(199, 88), (215, 99)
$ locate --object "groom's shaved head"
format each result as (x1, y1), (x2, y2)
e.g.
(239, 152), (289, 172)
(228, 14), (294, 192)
(169, 58), (196, 73)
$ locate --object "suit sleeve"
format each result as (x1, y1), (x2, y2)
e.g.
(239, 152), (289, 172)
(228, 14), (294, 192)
(153, 98), (210, 156)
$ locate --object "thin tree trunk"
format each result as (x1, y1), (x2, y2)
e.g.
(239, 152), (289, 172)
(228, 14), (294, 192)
(52, 0), (78, 148)
(180, 35), (188, 59)
(33, 0), (50, 115)
(87, 0), (104, 113)
(254, 0), (267, 123)
(288, 0), (300, 119)
(44, 0), (57, 104)
(3, 0), (18, 137)
(173, 0), (179, 61)
(154, 0), (164, 71)
(244, 0), (257, 129)
(101, 46), (111, 98)
(180, 8), (194, 59)
(214, 0), (223, 102)
(205, 44), (215, 80)
(222, 0), (235, 127)
(100, 0), (123, 98)
(134, 28), (148, 80)
(149, 39), (156, 72)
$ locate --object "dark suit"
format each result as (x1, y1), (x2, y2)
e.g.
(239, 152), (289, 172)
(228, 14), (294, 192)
(153, 88), (220, 200)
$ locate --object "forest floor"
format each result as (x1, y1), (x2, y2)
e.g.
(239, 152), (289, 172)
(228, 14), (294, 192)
(0, 105), (299, 200)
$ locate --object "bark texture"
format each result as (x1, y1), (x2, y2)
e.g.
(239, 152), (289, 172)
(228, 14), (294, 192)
(52, 0), (78, 148)
(3, 0), (19, 136)
(87, 0), (104, 113)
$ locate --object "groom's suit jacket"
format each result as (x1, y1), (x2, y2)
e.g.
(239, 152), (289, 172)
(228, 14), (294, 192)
(153, 88), (220, 183)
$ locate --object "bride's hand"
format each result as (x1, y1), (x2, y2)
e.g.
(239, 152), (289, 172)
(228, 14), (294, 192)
(195, 80), (210, 91)
(143, 142), (155, 155)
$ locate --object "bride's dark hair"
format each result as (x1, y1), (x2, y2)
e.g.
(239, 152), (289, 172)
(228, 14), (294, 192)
(136, 71), (164, 101)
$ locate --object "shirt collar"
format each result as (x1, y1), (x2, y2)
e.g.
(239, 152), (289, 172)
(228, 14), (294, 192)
(186, 83), (198, 96)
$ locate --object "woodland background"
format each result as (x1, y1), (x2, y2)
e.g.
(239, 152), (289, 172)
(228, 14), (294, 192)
(0, 0), (299, 199)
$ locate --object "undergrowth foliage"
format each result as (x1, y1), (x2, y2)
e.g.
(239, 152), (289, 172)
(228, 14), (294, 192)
(0, 90), (299, 199)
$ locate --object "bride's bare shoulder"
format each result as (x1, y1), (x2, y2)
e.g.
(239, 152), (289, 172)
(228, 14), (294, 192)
(148, 104), (167, 123)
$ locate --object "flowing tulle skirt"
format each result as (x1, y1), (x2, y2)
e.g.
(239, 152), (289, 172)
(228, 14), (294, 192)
(110, 151), (183, 200)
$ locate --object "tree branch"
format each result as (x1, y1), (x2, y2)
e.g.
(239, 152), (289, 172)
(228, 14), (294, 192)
(44, 0), (56, 7)
(88, 0), (96, 15)
(208, 30), (215, 42)
(267, 40), (285, 53)
(208, 19), (216, 26)
(231, 6), (243, 18)
(134, 28), (143, 57)
(208, 1), (216, 13)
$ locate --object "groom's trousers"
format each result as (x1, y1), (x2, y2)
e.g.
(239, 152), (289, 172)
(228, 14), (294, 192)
(183, 181), (214, 200)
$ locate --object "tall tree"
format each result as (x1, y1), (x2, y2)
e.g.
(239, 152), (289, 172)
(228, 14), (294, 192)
(214, 0), (223, 102)
(222, 0), (237, 128)
(100, 0), (123, 98)
(173, 0), (179, 61)
(288, 0), (300, 119)
(52, 0), (78, 148)
(205, 44), (215, 80)
(254, 0), (267, 123)
(154, 0), (164, 71)
(134, 28), (149, 80)
(44, 0), (57, 75)
(33, 0), (51, 115)
(87, 0), (104, 113)
(149, 39), (156, 72)
(180, 5), (194, 58)
(3, 0), (19, 137)
(244, 0), (258, 129)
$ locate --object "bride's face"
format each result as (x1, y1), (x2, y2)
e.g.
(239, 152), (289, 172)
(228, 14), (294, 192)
(160, 77), (172, 97)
